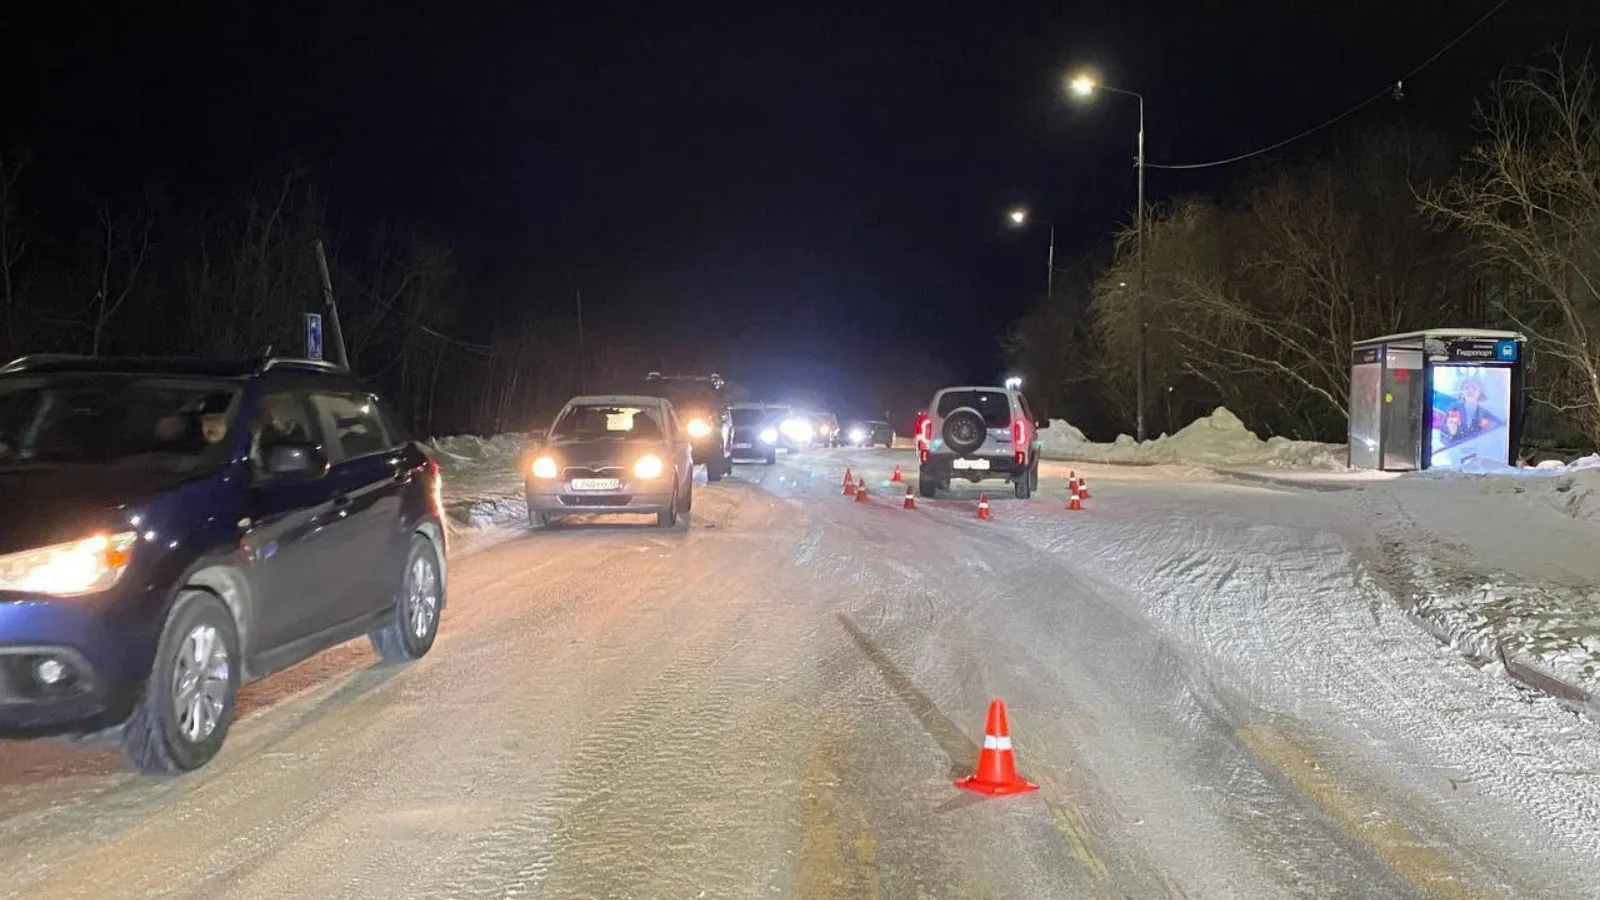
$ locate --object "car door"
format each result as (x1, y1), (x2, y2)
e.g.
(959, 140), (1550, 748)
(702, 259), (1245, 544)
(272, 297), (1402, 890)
(246, 387), (344, 654)
(307, 390), (408, 631)
(666, 403), (692, 487)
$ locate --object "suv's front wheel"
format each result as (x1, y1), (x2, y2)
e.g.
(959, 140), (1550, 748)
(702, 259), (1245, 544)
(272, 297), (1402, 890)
(370, 536), (443, 663)
(121, 589), (241, 774)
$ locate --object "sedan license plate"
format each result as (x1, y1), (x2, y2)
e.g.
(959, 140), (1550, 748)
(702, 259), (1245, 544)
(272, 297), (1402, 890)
(570, 477), (620, 491)
(952, 458), (990, 470)
(733, 442), (753, 449)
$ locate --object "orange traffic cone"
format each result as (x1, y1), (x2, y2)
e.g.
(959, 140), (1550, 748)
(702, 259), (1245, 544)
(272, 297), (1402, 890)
(1068, 483), (1082, 511)
(891, 464), (903, 483)
(976, 493), (992, 520)
(903, 485), (916, 509)
(956, 699), (1038, 796)
(1078, 474), (1091, 499)
(842, 468), (855, 496)
(1067, 471), (1079, 495)
(855, 478), (869, 503)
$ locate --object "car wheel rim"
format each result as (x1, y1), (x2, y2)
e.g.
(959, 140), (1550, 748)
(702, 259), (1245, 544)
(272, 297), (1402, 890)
(172, 623), (230, 744)
(407, 554), (439, 640)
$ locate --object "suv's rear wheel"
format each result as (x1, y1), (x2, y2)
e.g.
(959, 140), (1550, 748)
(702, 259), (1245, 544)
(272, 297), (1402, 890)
(370, 536), (443, 663)
(707, 456), (725, 482)
(121, 589), (240, 774)
(1014, 461), (1035, 500)
(918, 469), (938, 498)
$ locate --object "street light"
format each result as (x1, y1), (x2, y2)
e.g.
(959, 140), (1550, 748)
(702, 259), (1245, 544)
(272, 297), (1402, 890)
(1006, 207), (1055, 310)
(1068, 70), (1148, 442)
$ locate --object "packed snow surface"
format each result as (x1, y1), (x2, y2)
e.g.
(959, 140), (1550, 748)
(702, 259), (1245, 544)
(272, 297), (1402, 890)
(1042, 407), (1345, 469)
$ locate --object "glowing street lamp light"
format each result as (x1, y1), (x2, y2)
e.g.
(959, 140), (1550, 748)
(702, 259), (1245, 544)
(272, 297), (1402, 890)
(1008, 207), (1028, 226)
(1068, 69), (1148, 441)
(1006, 208), (1054, 309)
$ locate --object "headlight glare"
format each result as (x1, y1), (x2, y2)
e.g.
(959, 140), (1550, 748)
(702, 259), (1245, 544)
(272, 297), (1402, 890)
(849, 426), (867, 444)
(686, 418), (712, 439)
(780, 418), (814, 443)
(634, 454), (664, 479)
(0, 532), (138, 595)
(532, 456), (560, 479)
(760, 427), (778, 444)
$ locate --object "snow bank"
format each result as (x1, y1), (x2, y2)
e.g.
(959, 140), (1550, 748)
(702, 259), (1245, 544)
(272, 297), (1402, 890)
(1041, 407), (1346, 469)
(425, 431), (540, 474)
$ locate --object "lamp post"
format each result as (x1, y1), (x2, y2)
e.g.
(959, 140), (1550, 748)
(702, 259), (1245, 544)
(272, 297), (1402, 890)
(1070, 73), (1147, 441)
(1006, 208), (1055, 311)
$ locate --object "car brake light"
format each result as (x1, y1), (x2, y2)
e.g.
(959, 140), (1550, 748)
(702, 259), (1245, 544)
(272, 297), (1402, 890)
(1012, 420), (1026, 465)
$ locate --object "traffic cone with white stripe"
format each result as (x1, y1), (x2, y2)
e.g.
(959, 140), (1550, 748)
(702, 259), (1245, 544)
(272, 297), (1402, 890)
(976, 493), (992, 520)
(1068, 471), (1079, 495)
(855, 477), (869, 503)
(1068, 482), (1082, 511)
(956, 699), (1037, 796)
(842, 468), (855, 496)
(903, 484), (916, 509)
(891, 464), (903, 483)
(1078, 474), (1091, 499)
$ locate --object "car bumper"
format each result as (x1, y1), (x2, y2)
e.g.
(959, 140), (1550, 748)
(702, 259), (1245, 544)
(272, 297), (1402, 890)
(728, 441), (777, 459)
(921, 454), (1030, 480)
(526, 483), (676, 515)
(0, 595), (148, 738)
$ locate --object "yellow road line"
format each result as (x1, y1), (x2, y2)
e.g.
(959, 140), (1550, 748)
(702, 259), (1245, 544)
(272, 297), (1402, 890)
(1238, 725), (1499, 900)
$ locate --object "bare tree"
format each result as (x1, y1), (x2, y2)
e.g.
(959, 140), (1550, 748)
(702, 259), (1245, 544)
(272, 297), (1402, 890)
(89, 200), (154, 355)
(1425, 52), (1600, 445)
(0, 152), (29, 357)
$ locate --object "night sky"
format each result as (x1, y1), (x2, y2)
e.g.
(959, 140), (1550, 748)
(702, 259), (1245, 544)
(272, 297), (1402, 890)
(3, 0), (1592, 402)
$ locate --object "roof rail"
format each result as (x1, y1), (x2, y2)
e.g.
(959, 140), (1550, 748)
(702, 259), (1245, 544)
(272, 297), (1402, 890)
(257, 357), (347, 375)
(0, 353), (88, 375)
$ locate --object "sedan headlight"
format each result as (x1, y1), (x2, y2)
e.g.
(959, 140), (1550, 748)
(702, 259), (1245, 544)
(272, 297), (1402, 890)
(532, 456), (560, 479)
(760, 427), (778, 444)
(634, 454), (664, 479)
(780, 418), (814, 443)
(0, 532), (138, 595)
(849, 426), (867, 444)
(685, 418), (712, 439)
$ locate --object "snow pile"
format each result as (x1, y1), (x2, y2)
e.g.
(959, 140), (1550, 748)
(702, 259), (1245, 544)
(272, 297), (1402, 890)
(425, 431), (539, 474)
(1041, 407), (1345, 469)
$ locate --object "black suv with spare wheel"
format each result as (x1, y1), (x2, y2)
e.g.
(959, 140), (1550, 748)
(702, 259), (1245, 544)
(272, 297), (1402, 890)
(915, 385), (1047, 499)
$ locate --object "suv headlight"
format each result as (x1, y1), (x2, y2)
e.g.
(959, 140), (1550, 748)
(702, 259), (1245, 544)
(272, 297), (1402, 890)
(532, 456), (560, 479)
(760, 427), (778, 444)
(780, 418), (814, 443)
(633, 454), (664, 479)
(0, 532), (138, 595)
(685, 418), (712, 439)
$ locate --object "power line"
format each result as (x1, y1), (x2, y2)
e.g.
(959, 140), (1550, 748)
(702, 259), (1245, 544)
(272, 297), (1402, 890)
(1146, 0), (1514, 171)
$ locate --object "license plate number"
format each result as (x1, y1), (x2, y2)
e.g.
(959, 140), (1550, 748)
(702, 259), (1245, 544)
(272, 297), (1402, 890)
(733, 442), (752, 449)
(570, 478), (620, 491)
(952, 458), (990, 470)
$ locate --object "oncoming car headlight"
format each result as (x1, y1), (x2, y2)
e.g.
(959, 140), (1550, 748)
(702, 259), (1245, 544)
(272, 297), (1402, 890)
(685, 418), (713, 439)
(633, 454), (664, 479)
(849, 426), (867, 444)
(760, 427), (779, 444)
(780, 418), (813, 443)
(0, 532), (138, 595)
(532, 456), (560, 479)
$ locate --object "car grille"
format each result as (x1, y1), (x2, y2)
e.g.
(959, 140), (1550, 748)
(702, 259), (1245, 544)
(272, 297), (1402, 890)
(562, 466), (624, 479)
(558, 495), (632, 507)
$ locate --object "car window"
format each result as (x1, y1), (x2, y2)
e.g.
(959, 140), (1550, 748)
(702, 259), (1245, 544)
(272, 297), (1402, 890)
(251, 392), (319, 464)
(1018, 394), (1035, 422)
(310, 393), (394, 462)
(730, 408), (765, 426)
(935, 390), (1012, 428)
(551, 405), (664, 439)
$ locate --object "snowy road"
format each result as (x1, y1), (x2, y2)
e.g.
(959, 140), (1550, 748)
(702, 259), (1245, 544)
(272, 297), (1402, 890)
(2, 448), (1598, 898)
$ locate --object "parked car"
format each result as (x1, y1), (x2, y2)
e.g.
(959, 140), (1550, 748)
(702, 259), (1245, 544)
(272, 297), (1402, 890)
(0, 354), (447, 773)
(842, 419), (895, 448)
(525, 395), (694, 528)
(636, 372), (734, 481)
(814, 412), (840, 447)
(728, 403), (782, 464)
(915, 384), (1047, 499)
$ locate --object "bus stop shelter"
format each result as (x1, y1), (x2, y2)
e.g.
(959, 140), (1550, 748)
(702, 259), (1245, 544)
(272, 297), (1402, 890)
(1348, 329), (1525, 471)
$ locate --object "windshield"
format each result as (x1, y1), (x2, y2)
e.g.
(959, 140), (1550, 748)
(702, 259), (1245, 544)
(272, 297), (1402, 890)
(936, 390), (1012, 428)
(550, 405), (664, 440)
(729, 408), (768, 426)
(0, 374), (242, 472)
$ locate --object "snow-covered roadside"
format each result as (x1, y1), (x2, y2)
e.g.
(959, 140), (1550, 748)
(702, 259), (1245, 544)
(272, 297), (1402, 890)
(1042, 407), (1346, 469)
(424, 431), (540, 551)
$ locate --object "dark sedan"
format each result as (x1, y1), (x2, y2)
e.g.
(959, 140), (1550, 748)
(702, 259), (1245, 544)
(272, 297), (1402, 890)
(525, 395), (694, 528)
(842, 420), (895, 448)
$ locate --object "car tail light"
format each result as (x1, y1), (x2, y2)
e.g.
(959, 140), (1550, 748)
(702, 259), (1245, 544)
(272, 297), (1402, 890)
(916, 414), (932, 447)
(427, 458), (443, 518)
(1012, 420), (1026, 465)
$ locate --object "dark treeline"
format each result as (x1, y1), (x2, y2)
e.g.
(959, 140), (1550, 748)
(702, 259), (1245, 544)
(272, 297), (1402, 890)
(1010, 53), (1600, 451)
(0, 163), (634, 437)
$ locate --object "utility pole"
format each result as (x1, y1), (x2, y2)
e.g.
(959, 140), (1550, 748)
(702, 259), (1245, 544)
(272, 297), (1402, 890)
(1046, 224), (1056, 314)
(576, 288), (587, 394)
(312, 239), (350, 370)
(1134, 94), (1147, 442)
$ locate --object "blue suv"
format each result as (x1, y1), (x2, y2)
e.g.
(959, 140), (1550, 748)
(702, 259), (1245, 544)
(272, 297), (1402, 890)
(0, 355), (448, 773)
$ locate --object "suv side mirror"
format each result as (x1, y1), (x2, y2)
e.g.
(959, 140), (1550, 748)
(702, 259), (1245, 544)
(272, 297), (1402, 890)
(263, 441), (328, 479)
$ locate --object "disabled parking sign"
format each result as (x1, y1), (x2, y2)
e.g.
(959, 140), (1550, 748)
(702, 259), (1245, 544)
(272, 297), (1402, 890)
(305, 313), (324, 361)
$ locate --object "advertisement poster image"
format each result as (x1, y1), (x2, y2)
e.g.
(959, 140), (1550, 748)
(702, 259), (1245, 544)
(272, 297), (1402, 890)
(1429, 365), (1510, 468)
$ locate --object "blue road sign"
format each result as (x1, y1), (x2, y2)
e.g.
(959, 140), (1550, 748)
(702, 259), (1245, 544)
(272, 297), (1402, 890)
(305, 313), (324, 361)
(1495, 339), (1518, 362)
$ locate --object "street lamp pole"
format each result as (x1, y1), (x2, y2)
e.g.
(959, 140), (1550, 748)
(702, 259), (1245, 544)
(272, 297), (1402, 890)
(1045, 223), (1056, 313)
(1069, 74), (1148, 440)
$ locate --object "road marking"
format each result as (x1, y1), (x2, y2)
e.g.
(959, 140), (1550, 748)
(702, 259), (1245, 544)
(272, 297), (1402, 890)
(1237, 725), (1499, 900)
